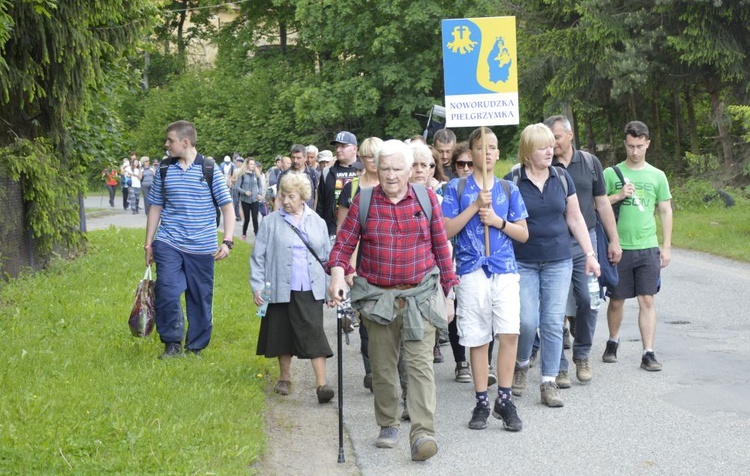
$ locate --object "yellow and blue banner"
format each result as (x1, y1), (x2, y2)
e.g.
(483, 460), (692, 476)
(441, 16), (519, 127)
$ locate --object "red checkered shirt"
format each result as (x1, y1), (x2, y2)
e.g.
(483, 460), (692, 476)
(327, 184), (459, 295)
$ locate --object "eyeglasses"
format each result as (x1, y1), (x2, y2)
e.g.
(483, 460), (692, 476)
(412, 162), (436, 169)
(456, 161), (474, 169)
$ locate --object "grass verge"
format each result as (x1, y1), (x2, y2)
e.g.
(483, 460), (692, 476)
(0, 228), (274, 474)
(670, 202), (750, 262)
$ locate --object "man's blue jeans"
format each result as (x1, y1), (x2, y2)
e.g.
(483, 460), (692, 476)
(153, 240), (215, 351)
(560, 228), (598, 371)
(517, 258), (573, 378)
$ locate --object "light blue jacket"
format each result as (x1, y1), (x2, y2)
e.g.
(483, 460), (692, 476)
(250, 204), (331, 303)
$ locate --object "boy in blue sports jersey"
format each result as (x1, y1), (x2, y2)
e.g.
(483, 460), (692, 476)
(442, 127), (529, 431)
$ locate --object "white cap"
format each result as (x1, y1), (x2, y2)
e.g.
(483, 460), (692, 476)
(318, 150), (334, 163)
(223, 155), (231, 162)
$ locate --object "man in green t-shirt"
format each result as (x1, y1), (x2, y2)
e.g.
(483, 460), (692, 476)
(602, 121), (672, 371)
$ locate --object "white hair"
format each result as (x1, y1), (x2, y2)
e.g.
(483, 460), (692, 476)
(375, 140), (414, 169)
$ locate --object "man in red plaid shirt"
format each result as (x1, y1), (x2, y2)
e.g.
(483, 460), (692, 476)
(328, 139), (458, 462)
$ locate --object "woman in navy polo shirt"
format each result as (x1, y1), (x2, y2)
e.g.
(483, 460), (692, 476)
(505, 123), (600, 408)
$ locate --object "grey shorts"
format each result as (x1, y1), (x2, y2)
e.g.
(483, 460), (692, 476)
(607, 248), (661, 299)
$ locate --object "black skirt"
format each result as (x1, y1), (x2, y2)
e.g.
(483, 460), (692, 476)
(256, 290), (333, 359)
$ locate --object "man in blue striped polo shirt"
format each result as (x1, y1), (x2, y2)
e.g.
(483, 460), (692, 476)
(145, 120), (235, 359)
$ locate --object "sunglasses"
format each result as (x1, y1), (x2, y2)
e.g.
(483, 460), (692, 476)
(456, 161), (474, 169)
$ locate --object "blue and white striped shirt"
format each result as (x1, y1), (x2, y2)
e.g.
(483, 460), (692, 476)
(148, 154), (232, 254)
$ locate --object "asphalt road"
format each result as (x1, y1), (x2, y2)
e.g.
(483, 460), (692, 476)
(84, 197), (750, 475)
(326, 250), (750, 475)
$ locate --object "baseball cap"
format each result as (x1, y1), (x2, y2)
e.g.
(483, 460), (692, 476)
(318, 150), (333, 163)
(330, 131), (357, 146)
(223, 155), (231, 162)
(351, 160), (364, 171)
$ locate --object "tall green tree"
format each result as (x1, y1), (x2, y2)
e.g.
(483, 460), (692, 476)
(0, 0), (158, 252)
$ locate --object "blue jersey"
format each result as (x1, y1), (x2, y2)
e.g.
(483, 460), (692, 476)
(442, 175), (528, 276)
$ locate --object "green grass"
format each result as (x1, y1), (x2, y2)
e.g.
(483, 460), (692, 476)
(670, 202), (750, 262)
(0, 228), (274, 474)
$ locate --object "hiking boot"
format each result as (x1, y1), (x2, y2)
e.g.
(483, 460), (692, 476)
(455, 361), (472, 383)
(540, 381), (564, 407)
(563, 327), (571, 349)
(529, 349), (538, 368)
(411, 435), (438, 461)
(433, 345), (444, 363)
(468, 405), (490, 430)
(487, 366), (497, 387)
(602, 340), (619, 363)
(556, 370), (572, 389)
(159, 342), (183, 359)
(574, 358), (592, 383)
(511, 363), (528, 397)
(184, 348), (202, 357)
(375, 426), (399, 449)
(492, 399), (523, 432)
(363, 373), (373, 392)
(316, 385), (334, 404)
(641, 351), (663, 371)
(274, 380), (291, 396)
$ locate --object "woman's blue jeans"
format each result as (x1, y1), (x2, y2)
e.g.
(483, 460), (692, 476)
(517, 258), (573, 378)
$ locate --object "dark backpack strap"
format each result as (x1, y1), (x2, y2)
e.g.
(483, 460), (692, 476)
(609, 165), (626, 221)
(549, 165), (569, 196)
(199, 155), (218, 207)
(579, 150), (596, 175)
(499, 178), (511, 202)
(358, 186), (374, 233)
(411, 183), (432, 222)
(510, 163), (521, 185)
(610, 165), (625, 186)
(457, 177), (467, 202)
(159, 157), (174, 207)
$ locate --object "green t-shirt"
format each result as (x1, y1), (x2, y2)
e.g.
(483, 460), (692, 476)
(603, 162), (672, 250)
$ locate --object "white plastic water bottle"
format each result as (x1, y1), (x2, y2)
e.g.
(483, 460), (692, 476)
(624, 178), (645, 212)
(588, 272), (601, 310)
(257, 281), (271, 317)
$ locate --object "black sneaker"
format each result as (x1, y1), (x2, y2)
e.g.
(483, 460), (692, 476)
(563, 327), (571, 349)
(492, 399), (523, 432)
(602, 340), (619, 363)
(468, 405), (490, 430)
(159, 342), (183, 359)
(640, 351), (663, 371)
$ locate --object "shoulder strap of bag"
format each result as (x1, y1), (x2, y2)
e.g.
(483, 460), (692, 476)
(549, 165), (569, 196)
(610, 164), (625, 186)
(285, 221), (326, 268)
(411, 183), (432, 222)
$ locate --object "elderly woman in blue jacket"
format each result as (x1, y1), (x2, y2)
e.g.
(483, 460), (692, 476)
(251, 172), (334, 404)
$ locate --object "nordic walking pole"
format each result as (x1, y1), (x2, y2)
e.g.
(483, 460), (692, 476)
(336, 289), (346, 463)
(481, 127), (490, 256)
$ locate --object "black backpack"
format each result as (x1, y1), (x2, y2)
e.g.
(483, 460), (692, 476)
(159, 155), (219, 207)
(607, 165), (626, 221)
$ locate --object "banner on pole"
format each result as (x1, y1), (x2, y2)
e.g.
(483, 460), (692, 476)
(441, 16), (519, 127)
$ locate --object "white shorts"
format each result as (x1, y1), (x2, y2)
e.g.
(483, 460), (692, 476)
(455, 269), (520, 347)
